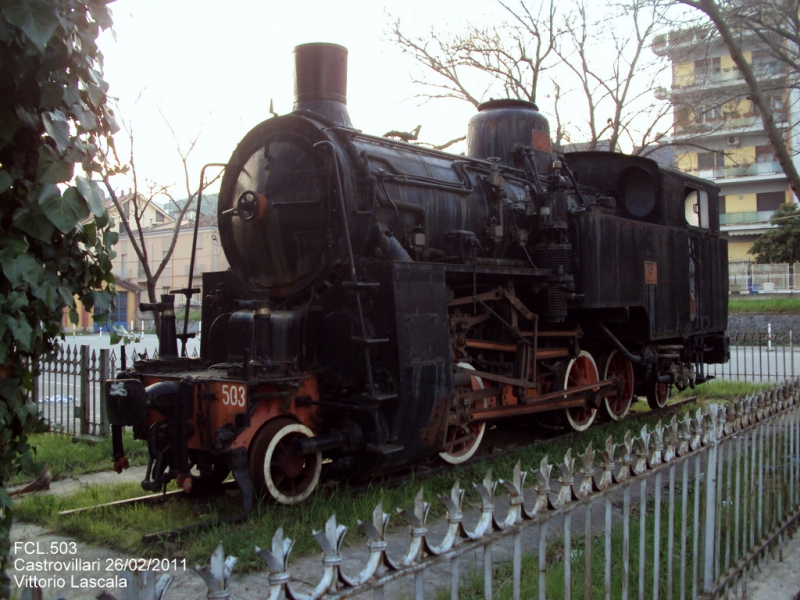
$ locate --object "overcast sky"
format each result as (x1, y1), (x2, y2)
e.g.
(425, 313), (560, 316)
(98, 0), (508, 196)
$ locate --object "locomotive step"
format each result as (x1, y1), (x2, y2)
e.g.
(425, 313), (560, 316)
(363, 393), (399, 402)
(342, 281), (380, 289)
(351, 337), (390, 345)
(365, 443), (404, 455)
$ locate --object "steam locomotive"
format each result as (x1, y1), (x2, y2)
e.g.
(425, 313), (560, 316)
(106, 43), (728, 507)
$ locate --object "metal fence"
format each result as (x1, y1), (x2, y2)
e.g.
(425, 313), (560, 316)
(22, 382), (800, 600)
(703, 331), (799, 383)
(729, 261), (799, 293)
(32, 344), (162, 436)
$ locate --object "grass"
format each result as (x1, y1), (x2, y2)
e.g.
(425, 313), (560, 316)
(673, 379), (762, 402)
(10, 382), (767, 573)
(8, 431), (148, 486)
(728, 296), (800, 314)
(174, 307), (202, 322)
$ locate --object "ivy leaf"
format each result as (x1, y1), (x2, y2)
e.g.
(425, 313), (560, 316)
(8, 316), (33, 352)
(0, 234), (30, 255)
(39, 82), (63, 109)
(36, 146), (73, 184)
(42, 110), (70, 153)
(87, 2), (113, 30)
(91, 289), (111, 311)
(39, 184), (88, 233)
(1, 0), (59, 53)
(0, 170), (12, 194)
(76, 176), (106, 217)
(0, 106), (20, 150)
(32, 279), (58, 311)
(85, 82), (105, 110)
(58, 284), (75, 306)
(12, 205), (55, 241)
(0, 252), (41, 288)
(0, 11), (15, 44)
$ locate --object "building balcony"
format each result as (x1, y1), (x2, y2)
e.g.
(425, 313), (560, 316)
(720, 210), (776, 226)
(698, 161), (783, 180)
(671, 115), (788, 143)
(669, 69), (785, 96)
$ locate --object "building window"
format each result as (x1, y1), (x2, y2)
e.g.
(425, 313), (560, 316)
(756, 145), (776, 163)
(695, 104), (723, 123)
(719, 195), (726, 214)
(155, 212), (165, 223)
(697, 151), (725, 170)
(694, 57), (721, 81)
(756, 191), (786, 212)
(752, 51), (783, 75)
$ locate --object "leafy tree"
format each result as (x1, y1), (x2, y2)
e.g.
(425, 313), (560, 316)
(748, 202), (800, 265)
(0, 0), (117, 594)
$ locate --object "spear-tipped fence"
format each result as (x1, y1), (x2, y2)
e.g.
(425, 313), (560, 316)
(22, 381), (800, 599)
(32, 343), (197, 436)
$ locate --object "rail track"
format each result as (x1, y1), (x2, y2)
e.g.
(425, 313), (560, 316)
(54, 395), (700, 544)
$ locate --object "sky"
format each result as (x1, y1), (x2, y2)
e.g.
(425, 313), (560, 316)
(97, 0), (509, 197)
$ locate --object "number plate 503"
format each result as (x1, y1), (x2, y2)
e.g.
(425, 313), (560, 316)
(221, 384), (247, 407)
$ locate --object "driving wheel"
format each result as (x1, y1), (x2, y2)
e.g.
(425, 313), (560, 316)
(602, 350), (634, 421)
(440, 363), (487, 465)
(563, 350), (599, 432)
(249, 418), (321, 505)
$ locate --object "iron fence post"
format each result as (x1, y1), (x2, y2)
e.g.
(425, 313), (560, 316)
(31, 357), (39, 411)
(99, 348), (109, 437)
(703, 404), (719, 594)
(79, 344), (89, 435)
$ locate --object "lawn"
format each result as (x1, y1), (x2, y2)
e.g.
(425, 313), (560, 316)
(728, 296), (800, 314)
(8, 431), (148, 486)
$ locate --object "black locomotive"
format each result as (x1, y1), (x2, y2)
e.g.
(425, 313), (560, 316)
(106, 43), (728, 507)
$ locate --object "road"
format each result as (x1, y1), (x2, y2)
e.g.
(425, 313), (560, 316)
(57, 332), (201, 363)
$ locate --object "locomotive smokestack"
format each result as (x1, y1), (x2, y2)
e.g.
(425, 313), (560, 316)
(293, 43), (352, 128)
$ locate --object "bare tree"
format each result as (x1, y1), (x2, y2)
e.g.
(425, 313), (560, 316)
(547, 0), (671, 151)
(100, 123), (221, 335)
(392, 0), (676, 155)
(674, 0), (800, 197)
(390, 0), (558, 107)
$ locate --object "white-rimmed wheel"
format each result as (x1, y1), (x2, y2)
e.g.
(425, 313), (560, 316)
(249, 418), (321, 505)
(563, 351), (599, 432)
(602, 350), (635, 421)
(440, 363), (486, 465)
(646, 379), (671, 410)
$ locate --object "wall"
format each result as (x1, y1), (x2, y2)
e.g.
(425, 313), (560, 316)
(728, 240), (755, 260)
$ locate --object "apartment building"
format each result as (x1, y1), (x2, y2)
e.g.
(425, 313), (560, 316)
(652, 28), (796, 260)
